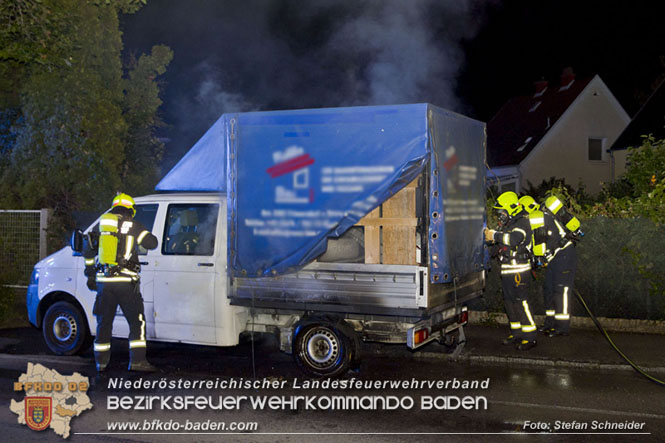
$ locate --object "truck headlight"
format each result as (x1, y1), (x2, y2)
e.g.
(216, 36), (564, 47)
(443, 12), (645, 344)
(30, 268), (39, 285)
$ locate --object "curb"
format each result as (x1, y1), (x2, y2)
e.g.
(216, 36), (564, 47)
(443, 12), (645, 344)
(410, 350), (665, 375)
(469, 311), (665, 335)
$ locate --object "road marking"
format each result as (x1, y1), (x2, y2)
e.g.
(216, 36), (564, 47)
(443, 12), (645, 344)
(493, 400), (665, 420)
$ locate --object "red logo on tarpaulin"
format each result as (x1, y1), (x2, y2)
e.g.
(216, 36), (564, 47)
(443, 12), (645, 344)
(268, 146), (316, 204)
(266, 153), (315, 178)
(25, 397), (52, 431)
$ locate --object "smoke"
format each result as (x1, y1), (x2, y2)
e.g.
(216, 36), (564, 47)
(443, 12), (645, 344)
(122, 0), (490, 170)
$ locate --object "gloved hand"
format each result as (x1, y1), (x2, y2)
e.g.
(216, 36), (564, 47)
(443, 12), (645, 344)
(484, 228), (496, 243)
(86, 277), (97, 291)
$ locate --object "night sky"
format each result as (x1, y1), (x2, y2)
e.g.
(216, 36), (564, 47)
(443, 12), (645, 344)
(120, 0), (665, 173)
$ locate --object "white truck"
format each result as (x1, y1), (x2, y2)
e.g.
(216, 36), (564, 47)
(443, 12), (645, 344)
(27, 104), (488, 376)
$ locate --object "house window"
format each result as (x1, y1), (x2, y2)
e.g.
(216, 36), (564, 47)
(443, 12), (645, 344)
(588, 138), (605, 161)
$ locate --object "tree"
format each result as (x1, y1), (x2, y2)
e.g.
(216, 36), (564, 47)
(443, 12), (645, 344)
(0, 0), (171, 249)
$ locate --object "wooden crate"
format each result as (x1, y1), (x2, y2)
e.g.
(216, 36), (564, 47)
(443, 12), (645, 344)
(356, 179), (418, 265)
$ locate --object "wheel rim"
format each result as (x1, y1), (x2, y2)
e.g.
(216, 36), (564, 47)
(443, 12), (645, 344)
(53, 314), (77, 343)
(303, 327), (340, 369)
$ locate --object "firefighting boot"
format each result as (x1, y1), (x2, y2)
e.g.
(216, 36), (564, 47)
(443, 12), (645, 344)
(502, 335), (519, 346)
(94, 342), (111, 372)
(128, 347), (157, 372)
(516, 340), (537, 351)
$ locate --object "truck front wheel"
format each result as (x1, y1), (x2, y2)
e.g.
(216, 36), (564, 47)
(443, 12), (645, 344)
(42, 301), (91, 355)
(293, 322), (354, 378)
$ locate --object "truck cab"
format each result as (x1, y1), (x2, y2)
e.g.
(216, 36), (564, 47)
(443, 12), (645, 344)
(28, 193), (247, 352)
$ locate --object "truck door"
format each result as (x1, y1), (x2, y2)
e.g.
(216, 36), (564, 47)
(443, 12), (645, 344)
(153, 203), (220, 344)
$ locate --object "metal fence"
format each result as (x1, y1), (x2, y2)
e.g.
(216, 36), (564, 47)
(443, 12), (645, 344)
(0, 209), (49, 287)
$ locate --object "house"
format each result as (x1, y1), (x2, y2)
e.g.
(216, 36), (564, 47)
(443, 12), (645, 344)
(487, 68), (630, 195)
(610, 79), (665, 163)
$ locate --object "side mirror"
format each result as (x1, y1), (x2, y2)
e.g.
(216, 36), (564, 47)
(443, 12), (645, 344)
(71, 229), (83, 255)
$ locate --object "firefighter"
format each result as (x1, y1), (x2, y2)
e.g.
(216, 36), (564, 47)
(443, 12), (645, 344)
(484, 191), (538, 351)
(84, 193), (158, 371)
(519, 194), (556, 331)
(536, 194), (581, 337)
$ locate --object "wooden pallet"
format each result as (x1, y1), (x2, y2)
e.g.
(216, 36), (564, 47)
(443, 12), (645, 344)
(355, 179), (418, 265)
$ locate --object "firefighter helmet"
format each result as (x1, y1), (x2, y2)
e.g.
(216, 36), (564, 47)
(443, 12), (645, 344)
(493, 191), (521, 226)
(493, 191), (521, 216)
(519, 195), (539, 214)
(111, 193), (136, 217)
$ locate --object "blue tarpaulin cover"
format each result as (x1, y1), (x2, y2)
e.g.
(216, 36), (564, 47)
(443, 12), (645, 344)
(156, 104), (486, 282)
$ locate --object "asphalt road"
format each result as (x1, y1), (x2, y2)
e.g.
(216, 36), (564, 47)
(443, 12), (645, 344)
(1, 326), (664, 442)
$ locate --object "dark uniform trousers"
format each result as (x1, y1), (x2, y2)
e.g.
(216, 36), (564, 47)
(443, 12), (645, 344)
(501, 267), (537, 342)
(543, 246), (577, 333)
(93, 281), (148, 367)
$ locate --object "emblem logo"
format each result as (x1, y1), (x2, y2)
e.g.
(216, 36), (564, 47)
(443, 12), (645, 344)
(25, 397), (52, 431)
(514, 272), (522, 286)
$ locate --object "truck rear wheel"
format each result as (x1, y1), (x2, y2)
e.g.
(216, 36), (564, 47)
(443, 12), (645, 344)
(293, 321), (354, 378)
(42, 301), (91, 356)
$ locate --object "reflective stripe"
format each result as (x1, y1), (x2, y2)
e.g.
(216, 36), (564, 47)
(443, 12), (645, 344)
(522, 325), (537, 333)
(100, 218), (118, 228)
(529, 217), (544, 225)
(124, 235), (134, 261)
(555, 314), (570, 320)
(502, 263), (531, 269)
(503, 233), (510, 244)
(94, 343), (111, 352)
(545, 310), (556, 316)
(522, 300), (536, 328)
(137, 230), (149, 243)
(120, 269), (138, 276)
(114, 198), (134, 207)
(84, 259), (95, 265)
(129, 340), (146, 348)
(139, 313), (145, 341)
(501, 266), (531, 274)
(548, 239), (573, 262)
(96, 275), (133, 283)
(553, 219), (566, 237)
(513, 228), (526, 237)
(548, 199), (563, 212)
(510, 322), (521, 329)
(563, 287), (569, 314)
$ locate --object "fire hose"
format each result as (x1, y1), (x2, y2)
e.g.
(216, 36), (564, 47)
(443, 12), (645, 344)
(574, 289), (665, 387)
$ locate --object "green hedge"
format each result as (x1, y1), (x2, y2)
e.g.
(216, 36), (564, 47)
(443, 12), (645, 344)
(471, 217), (665, 321)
